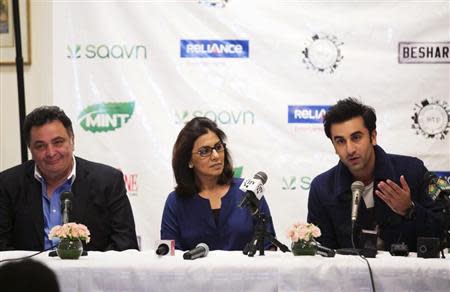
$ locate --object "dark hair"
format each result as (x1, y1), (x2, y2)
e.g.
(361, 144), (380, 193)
(323, 97), (377, 139)
(172, 117), (234, 197)
(0, 259), (60, 292)
(23, 106), (74, 145)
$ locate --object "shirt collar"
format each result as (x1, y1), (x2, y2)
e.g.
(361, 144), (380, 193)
(34, 156), (76, 185)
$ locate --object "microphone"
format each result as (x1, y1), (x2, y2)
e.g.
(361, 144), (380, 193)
(315, 243), (336, 257)
(183, 243), (209, 260)
(237, 171), (268, 215)
(155, 240), (175, 256)
(60, 191), (74, 224)
(351, 181), (364, 223)
(424, 172), (450, 202)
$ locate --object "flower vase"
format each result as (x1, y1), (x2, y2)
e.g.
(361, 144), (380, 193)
(291, 241), (317, 256)
(57, 238), (83, 259)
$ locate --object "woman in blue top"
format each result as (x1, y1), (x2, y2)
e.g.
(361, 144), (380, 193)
(161, 117), (276, 251)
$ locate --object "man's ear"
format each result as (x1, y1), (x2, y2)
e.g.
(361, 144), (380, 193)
(371, 130), (377, 145)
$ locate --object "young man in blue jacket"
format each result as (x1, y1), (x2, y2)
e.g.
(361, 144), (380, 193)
(307, 98), (442, 251)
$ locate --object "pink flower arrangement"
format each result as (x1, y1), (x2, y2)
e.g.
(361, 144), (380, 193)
(286, 222), (321, 243)
(49, 223), (91, 243)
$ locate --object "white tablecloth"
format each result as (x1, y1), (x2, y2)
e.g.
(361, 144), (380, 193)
(1, 250), (449, 292)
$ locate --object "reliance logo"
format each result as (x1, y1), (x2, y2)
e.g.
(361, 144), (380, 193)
(180, 40), (249, 58)
(288, 105), (330, 124)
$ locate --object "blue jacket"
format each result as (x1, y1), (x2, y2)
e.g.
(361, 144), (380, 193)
(307, 145), (442, 251)
(161, 178), (276, 251)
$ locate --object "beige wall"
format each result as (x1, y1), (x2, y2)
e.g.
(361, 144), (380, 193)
(0, 1), (52, 171)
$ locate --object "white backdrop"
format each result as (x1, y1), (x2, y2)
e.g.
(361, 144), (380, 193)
(52, 0), (450, 250)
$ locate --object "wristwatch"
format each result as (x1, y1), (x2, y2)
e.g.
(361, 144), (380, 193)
(404, 201), (416, 220)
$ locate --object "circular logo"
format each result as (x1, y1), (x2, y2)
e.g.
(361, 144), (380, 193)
(302, 33), (344, 73)
(198, 0), (229, 7)
(412, 98), (450, 139)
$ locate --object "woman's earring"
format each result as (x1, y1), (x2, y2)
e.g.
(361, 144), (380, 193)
(188, 163), (193, 168)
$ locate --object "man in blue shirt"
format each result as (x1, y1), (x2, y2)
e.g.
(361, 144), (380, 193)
(307, 98), (442, 252)
(0, 106), (138, 251)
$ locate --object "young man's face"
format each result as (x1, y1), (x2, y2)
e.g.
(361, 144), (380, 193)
(330, 116), (377, 175)
(29, 120), (74, 182)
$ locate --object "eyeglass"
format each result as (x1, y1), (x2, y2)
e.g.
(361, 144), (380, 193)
(192, 142), (226, 157)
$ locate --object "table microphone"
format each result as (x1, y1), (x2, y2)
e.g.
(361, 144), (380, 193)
(155, 240), (175, 256)
(316, 244), (336, 257)
(183, 243), (209, 260)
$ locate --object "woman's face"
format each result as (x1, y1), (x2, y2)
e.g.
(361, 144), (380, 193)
(190, 130), (225, 180)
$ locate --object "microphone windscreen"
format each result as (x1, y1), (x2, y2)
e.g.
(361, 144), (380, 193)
(254, 172), (268, 184)
(196, 243), (209, 256)
(155, 240), (175, 256)
(60, 191), (74, 202)
(351, 181), (364, 193)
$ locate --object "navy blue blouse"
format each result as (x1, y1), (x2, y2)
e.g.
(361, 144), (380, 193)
(160, 178), (276, 251)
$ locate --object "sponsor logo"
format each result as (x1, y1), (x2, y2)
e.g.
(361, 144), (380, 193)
(282, 176), (312, 191)
(175, 110), (255, 125)
(432, 171), (450, 184)
(302, 33), (343, 73)
(198, 0), (229, 7)
(233, 166), (243, 178)
(398, 42), (450, 64)
(180, 40), (249, 58)
(124, 172), (139, 196)
(288, 105), (330, 124)
(78, 101), (135, 133)
(67, 44), (148, 59)
(411, 98), (449, 139)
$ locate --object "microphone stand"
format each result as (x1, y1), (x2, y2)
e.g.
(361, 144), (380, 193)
(243, 211), (289, 257)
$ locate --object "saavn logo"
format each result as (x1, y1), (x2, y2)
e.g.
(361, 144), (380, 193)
(78, 101), (135, 133)
(282, 176), (312, 190)
(288, 105), (330, 124)
(180, 40), (249, 58)
(175, 110), (255, 125)
(67, 44), (148, 59)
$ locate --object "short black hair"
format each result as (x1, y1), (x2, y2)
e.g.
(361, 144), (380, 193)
(172, 117), (234, 197)
(323, 97), (377, 139)
(23, 106), (74, 145)
(0, 259), (60, 292)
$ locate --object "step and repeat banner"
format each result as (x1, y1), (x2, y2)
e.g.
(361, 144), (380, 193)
(52, 0), (450, 250)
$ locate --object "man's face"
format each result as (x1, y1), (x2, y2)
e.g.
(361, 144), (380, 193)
(29, 120), (74, 181)
(330, 116), (377, 175)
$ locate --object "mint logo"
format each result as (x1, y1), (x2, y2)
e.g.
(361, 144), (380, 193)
(282, 176), (297, 190)
(78, 102), (135, 133)
(67, 45), (81, 59)
(233, 166), (243, 178)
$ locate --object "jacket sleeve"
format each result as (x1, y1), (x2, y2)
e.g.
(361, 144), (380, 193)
(0, 180), (14, 251)
(106, 170), (139, 251)
(307, 178), (339, 249)
(160, 193), (182, 250)
(410, 161), (446, 240)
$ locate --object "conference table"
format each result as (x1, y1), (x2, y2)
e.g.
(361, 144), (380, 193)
(1, 250), (449, 292)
